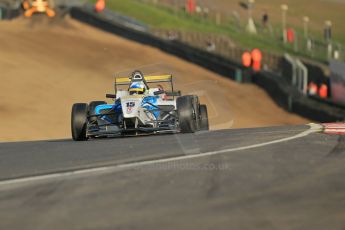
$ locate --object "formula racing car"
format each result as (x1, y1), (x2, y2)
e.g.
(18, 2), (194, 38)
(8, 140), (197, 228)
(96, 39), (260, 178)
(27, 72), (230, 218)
(71, 70), (209, 141)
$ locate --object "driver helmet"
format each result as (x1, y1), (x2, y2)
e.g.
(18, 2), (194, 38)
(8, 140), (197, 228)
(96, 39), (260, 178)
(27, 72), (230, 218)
(129, 82), (146, 95)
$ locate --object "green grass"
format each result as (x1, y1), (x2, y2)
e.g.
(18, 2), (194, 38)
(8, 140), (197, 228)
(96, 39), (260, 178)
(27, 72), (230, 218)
(91, 0), (237, 34)
(162, 0), (345, 44)
(89, 0), (339, 62)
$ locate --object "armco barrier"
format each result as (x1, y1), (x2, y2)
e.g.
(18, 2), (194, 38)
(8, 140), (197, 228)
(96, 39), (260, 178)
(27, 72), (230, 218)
(253, 72), (345, 122)
(0, 0), (22, 20)
(70, 5), (345, 122)
(0, 6), (21, 20)
(70, 6), (251, 83)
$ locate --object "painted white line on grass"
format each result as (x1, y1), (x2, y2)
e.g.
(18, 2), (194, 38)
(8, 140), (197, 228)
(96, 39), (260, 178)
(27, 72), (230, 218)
(0, 124), (322, 188)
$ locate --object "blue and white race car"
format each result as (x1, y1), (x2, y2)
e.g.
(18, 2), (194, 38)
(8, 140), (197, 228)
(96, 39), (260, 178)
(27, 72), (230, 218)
(71, 70), (209, 141)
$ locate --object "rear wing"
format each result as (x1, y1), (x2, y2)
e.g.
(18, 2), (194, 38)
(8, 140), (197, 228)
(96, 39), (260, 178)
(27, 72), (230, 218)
(115, 75), (172, 86)
(109, 74), (177, 97)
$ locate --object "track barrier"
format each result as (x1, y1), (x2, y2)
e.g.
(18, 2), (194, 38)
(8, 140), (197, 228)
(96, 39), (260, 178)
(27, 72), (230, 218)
(70, 5), (345, 122)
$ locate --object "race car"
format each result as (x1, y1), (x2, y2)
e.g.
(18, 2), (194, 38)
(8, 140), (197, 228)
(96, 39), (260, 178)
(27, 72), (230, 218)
(22, 0), (56, 18)
(71, 70), (209, 141)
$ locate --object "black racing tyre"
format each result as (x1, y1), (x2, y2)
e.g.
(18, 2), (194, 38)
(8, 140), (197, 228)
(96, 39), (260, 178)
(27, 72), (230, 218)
(89, 101), (107, 122)
(199, 104), (209, 131)
(71, 103), (89, 141)
(177, 95), (198, 133)
(192, 95), (200, 131)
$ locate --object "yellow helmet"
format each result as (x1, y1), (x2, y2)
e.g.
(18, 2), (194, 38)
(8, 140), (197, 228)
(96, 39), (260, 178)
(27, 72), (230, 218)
(129, 82), (146, 95)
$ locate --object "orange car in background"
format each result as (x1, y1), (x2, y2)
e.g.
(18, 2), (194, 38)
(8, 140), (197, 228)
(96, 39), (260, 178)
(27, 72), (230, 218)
(23, 0), (56, 17)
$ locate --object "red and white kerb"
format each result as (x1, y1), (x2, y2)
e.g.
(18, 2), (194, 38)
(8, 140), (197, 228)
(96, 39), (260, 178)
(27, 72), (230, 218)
(323, 123), (345, 135)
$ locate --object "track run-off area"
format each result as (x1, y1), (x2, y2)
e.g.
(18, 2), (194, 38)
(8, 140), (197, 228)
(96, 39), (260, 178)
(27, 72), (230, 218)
(0, 16), (308, 142)
(0, 124), (345, 229)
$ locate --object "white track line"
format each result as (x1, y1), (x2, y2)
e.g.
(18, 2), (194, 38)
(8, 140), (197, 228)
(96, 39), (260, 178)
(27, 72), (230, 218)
(0, 124), (322, 188)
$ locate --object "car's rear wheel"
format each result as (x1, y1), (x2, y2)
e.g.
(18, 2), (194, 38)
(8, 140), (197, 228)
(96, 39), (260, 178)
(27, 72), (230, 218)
(199, 104), (209, 131)
(177, 95), (198, 133)
(71, 103), (89, 141)
(89, 101), (107, 122)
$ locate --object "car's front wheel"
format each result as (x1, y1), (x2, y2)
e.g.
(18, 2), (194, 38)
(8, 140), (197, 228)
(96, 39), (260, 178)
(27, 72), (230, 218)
(71, 103), (89, 141)
(177, 95), (198, 133)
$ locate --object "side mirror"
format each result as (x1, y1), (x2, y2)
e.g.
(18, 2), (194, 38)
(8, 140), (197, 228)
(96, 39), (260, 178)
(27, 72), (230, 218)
(106, 94), (116, 99)
(166, 91), (181, 97)
(153, 90), (165, 96)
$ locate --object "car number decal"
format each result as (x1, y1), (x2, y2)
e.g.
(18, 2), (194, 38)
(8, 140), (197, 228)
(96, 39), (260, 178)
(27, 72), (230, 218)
(126, 102), (135, 114)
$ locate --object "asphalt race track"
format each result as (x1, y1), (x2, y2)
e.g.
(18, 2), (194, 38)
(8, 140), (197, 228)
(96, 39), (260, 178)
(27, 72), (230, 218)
(0, 125), (345, 230)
